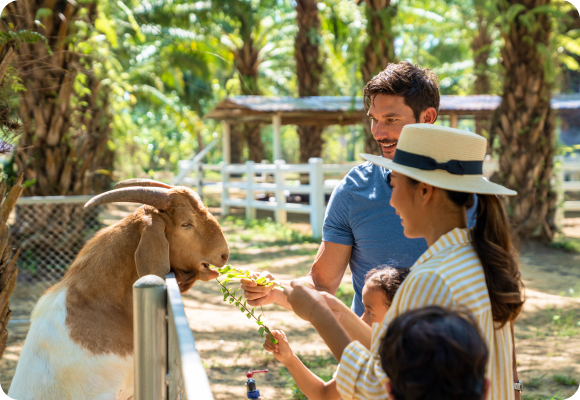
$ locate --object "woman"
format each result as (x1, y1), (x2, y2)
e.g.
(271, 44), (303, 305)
(284, 124), (524, 400)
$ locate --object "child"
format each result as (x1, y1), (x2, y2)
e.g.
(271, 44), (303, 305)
(379, 306), (489, 400)
(263, 266), (409, 400)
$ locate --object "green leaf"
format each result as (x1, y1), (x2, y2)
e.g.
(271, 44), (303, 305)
(252, 307), (256, 314)
(223, 293), (229, 301)
(241, 307), (246, 313)
(235, 301), (240, 307)
(218, 265), (232, 274)
(255, 277), (266, 285)
(35, 8), (53, 19)
(257, 321), (263, 326)
(232, 288), (240, 297)
(229, 298), (234, 304)
(219, 288), (227, 293)
(269, 335), (278, 344)
(258, 327), (265, 337)
(245, 269), (250, 277)
(243, 300), (247, 308)
(246, 313), (252, 319)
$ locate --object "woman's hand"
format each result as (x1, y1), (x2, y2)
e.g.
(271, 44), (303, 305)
(263, 330), (294, 364)
(284, 279), (330, 322)
(319, 291), (349, 322)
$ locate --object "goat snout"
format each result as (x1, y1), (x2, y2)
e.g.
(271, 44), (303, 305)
(221, 253), (229, 262)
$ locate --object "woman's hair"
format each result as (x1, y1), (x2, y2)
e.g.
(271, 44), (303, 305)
(364, 266), (410, 307)
(407, 176), (524, 327)
(379, 306), (488, 400)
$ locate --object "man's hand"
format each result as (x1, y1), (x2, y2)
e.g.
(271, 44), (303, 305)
(263, 330), (293, 363)
(284, 279), (330, 322)
(240, 270), (279, 306)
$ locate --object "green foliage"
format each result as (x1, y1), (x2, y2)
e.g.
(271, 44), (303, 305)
(550, 236), (580, 254)
(280, 352), (336, 399)
(216, 265), (282, 344)
(335, 283), (355, 308)
(224, 216), (319, 246)
(552, 375), (579, 386)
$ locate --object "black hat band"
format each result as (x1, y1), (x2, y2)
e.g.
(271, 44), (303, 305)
(393, 149), (483, 175)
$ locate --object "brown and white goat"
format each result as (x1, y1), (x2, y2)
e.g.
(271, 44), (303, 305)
(8, 180), (229, 400)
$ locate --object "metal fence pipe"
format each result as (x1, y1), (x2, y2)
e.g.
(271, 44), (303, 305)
(133, 275), (167, 400)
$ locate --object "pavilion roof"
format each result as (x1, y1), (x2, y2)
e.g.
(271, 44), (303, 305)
(205, 94), (580, 126)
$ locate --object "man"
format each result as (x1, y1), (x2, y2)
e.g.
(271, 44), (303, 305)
(241, 61), (444, 315)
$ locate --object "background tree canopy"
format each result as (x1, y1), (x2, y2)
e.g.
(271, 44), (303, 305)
(0, 0), (578, 239)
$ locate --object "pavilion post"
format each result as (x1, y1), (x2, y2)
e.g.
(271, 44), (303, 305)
(222, 121), (231, 164)
(272, 113), (282, 162)
(449, 113), (458, 129)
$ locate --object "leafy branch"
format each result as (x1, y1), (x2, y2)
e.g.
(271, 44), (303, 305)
(216, 265), (283, 344)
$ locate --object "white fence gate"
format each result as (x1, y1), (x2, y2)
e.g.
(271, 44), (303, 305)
(178, 156), (580, 238)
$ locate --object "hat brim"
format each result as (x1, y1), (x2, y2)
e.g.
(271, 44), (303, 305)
(360, 153), (517, 196)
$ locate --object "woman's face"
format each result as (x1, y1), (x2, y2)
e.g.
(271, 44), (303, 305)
(389, 172), (424, 239)
(362, 285), (390, 325)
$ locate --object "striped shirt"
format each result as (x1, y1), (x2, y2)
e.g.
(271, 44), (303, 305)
(336, 228), (514, 400)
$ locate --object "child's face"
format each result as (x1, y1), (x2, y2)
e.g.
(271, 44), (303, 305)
(362, 285), (389, 325)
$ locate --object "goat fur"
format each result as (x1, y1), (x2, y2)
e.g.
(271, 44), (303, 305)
(8, 186), (228, 400)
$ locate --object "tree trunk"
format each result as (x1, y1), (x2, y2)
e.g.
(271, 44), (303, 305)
(295, 0), (324, 163)
(3, 0), (113, 197)
(2, 0), (113, 278)
(234, 39), (264, 161)
(361, 0), (396, 155)
(230, 124), (244, 164)
(0, 176), (24, 359)
(491, 0), (556, 240)
(244, 123), (265, 162)
(471, 12), (493, 139)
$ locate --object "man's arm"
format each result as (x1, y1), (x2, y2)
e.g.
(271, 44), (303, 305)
(240, 241), (352, 309)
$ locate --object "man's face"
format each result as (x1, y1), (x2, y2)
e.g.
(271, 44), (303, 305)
(368, 94), (419, 160)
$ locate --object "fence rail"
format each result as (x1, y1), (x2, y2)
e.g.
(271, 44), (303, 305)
(133, 272), (213, 400)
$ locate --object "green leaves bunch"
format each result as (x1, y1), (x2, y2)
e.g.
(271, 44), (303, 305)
(216, 265), (283, 344)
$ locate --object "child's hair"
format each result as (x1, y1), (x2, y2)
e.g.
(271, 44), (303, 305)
(379, 306), (488, 400)
(364, 266), (410, 307)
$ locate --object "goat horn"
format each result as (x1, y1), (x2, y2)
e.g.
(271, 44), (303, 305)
(115, 179), (173, 190)
(84, 187), (171, 210)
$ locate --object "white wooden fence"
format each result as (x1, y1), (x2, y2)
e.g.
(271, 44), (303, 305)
(175, 157), (580, 238)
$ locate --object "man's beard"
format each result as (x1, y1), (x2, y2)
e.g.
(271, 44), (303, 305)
(376, 138), (398, 156)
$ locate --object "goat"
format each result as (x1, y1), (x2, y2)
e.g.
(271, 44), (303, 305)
(8, 180), (229, 400)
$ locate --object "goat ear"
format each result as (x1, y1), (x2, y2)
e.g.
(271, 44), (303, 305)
(135, 215), (170, 279)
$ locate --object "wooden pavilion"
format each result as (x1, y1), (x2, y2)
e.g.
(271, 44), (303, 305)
(206, 94), (580, 163)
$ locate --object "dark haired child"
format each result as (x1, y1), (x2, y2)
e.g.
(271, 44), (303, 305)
(380, 306), (489, 400)
(263, 266), (408, 400)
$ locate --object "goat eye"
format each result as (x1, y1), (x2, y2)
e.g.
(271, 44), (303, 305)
(181, 223), (193, 228)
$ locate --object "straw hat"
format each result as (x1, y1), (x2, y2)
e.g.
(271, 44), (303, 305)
(360, 124), (516, 196)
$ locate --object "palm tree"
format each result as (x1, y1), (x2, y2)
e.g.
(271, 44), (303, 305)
(360, 0), (397, 155)
(295, 0), (324, 163)
(3, 0), (113, 196)
(2, 0), (113, 280)
(491, 0), (556, 240)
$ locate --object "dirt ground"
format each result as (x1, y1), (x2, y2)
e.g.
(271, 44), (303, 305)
(1, 211), (580, 399)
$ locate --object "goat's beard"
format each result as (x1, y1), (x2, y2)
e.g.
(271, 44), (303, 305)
(171, 267), (197, 293)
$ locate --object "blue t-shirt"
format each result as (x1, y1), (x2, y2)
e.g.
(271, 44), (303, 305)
(322, 161), (477, 316)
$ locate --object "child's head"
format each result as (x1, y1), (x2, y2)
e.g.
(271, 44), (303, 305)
(379, 306), (489, 400)
(362, 266), (409, 325)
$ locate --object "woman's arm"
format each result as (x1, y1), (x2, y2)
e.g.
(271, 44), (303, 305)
(321, 292), (373, 349)
(264, 331), (341, 400)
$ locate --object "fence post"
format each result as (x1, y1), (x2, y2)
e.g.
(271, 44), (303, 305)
(133, 275), (167, 400)
(197, 162), (204, 199)
(221, 162), (230, 216)
(309, 158), (324, 239)
(274, 160), (287, 224)
(246, 161), (256, 220)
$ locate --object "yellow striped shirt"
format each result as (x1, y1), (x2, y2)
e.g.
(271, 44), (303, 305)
(336, 228), (514, 400)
